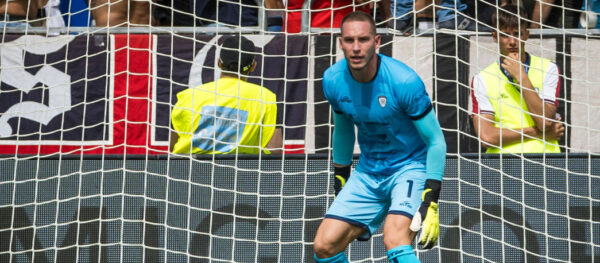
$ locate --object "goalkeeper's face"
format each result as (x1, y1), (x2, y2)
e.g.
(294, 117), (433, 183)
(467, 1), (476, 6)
(339, 20), (381, 72)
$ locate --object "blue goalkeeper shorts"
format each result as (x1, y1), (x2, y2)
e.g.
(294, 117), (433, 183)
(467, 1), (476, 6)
(325, 162), (427, 240)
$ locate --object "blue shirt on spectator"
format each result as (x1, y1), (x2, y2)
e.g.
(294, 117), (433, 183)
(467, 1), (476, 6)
(59, 0), (92, 26)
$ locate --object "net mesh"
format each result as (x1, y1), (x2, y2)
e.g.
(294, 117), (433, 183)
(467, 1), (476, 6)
(0, 0), (599, 262)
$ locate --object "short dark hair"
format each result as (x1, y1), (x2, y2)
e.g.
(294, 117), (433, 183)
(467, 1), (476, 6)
(340, 11), (376, 36)
(219, 35), (256, 74)
(491, 4), (529, 30)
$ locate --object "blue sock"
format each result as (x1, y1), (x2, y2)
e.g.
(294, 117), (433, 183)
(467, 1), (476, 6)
(314, 252), (348, 263)
(387, 245), (420, 263)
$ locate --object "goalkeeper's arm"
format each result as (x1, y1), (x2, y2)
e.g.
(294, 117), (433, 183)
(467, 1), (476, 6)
(331, 111), (355, 195)
(410, 109), (447, 249)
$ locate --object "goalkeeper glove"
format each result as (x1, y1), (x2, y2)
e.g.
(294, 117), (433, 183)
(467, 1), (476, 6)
(409, 179), (441, 249)
(333, 166), (351, 196)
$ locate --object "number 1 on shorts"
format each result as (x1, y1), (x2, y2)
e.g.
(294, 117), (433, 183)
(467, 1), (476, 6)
(407, 180), (413, 198)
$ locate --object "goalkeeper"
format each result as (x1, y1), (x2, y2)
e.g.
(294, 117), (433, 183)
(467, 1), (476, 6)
(313, 12), (446, 263)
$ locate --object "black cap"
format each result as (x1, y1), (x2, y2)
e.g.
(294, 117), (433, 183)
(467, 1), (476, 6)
(219, 36), (256, 73)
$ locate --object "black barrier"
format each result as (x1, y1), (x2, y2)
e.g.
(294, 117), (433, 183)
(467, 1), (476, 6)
(0, 154), (598, 262)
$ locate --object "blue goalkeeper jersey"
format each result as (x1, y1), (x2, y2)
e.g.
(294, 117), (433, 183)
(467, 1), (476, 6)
(323, 54), (433, 175)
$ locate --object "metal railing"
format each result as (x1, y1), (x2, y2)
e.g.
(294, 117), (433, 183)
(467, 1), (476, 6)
(0, 26), (598, 37)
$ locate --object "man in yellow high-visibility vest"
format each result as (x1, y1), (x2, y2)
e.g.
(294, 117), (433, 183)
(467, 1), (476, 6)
(170, 36), (282, 155)
(471, 4), (565, 153)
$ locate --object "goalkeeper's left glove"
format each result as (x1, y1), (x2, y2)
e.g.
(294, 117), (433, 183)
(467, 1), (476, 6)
(409, 179), (441, 249)
(333, 166), (351, 196)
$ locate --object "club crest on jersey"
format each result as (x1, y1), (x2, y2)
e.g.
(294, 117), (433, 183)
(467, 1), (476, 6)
(378, 96), (387, 107)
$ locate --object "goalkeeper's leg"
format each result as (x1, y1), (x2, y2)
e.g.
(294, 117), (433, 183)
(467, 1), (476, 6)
(383, 214), (420, 263)
(384, 163), (428, 262)
(313, 218), (365, 262)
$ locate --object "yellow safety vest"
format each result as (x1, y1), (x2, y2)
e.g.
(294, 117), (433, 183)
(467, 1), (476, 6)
(171, 78), (277, 154)
(480, 54), (560, 153)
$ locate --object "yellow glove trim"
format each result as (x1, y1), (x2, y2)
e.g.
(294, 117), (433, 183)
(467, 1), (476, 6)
(335, 175), (347, 188)
(421, 188), (432, 201)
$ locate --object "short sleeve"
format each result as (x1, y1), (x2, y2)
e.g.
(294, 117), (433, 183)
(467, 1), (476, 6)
(541, 63), (560, 106)
(322, 70), (343, 114)
(400, 73), (432, 120)
(471, 74), (494, 115)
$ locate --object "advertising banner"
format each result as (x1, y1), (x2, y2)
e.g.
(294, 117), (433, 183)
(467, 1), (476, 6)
(0, 34), (309, 154)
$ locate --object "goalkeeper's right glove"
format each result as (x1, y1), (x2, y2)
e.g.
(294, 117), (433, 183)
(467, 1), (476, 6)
(409, 179), (441, 249)
(333, 166), (351, 196)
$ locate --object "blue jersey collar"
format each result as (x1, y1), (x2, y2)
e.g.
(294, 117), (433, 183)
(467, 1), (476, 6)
(373, 54), (381, 82)
(346, 54), (381, 83)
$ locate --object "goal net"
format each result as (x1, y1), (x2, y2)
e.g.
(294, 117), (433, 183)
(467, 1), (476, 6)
(0, 0), (599, 262)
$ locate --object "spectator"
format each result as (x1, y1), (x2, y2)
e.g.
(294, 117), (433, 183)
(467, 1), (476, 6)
(221, 0), (390, 32)
(152, 0), (174, 26)
(170, 36), (282, 155)
(471, 4), (564, 153)
(0, 0), (46, 27)
(192, 0), (259, 27)
(146, 0), (195, 26)
(495, 0), (555, 29)
(90, 0), (153, 27)
(59, 0), (92, 26)
(191, 0), (284, 31)
(529, 0), (555, 28)
(44, 0), (64, 28)
(375, 0), (392, 27)
(499, 0), (583, 28)
(265, 0), (284, 31)
(580, 0), (600, 28)
(391, 0), (489, 34)
(541, 0), (583, 28)
(284, 0), (371, 33)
